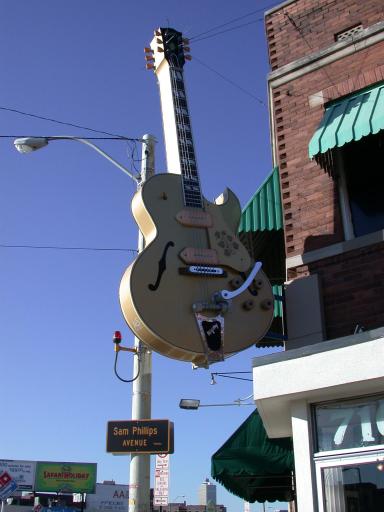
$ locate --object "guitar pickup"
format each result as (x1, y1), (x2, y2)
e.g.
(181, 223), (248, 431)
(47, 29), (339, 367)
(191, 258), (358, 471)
(179, 247), (219, 265)
(179, 266), (227, 277)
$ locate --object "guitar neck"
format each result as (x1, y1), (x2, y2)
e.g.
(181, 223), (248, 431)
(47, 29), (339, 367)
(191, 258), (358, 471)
(149, 29), (203, 209)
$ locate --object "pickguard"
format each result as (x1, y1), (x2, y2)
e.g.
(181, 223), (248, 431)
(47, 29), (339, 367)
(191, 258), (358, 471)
(148, 241), (175, 291)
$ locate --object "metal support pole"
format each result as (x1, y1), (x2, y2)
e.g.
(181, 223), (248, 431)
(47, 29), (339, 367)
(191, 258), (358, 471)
(129, 134), (156, 512)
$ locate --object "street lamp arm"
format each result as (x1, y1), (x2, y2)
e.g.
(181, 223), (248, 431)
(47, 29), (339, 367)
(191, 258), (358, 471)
(179, 398), (254, 409)
(14, 135), (141, 184)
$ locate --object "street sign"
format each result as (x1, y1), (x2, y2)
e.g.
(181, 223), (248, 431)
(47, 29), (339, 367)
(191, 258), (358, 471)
(0, 471), (18, 500)
(153, 454), (169, 506)
(106, 420), (174, 454)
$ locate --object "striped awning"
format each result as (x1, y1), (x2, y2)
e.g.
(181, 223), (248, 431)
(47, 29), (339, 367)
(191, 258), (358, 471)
(309, 82), (384, 159)
(239, 166), (283, 232)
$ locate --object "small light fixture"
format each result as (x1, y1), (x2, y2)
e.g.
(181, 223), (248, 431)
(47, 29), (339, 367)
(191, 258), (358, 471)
(179, 399), (200, 410)
(210, 373), (217, 385)
(377, 461), (384, 471)
(14, 137), (49, 153)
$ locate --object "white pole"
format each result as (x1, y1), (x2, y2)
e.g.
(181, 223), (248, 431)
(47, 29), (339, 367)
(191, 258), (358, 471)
(129, 134), (156, 512)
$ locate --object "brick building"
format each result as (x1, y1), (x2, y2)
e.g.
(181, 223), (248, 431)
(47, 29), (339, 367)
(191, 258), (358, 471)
(250, 0), (384, 511)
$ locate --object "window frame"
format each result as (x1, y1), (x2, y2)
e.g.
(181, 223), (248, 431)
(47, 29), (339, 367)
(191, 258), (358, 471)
(312, 394), (384, 511)
(315, 449), (384, 512)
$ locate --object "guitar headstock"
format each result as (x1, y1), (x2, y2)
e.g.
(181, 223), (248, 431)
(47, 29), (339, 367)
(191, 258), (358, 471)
(144, 27), (191, 72)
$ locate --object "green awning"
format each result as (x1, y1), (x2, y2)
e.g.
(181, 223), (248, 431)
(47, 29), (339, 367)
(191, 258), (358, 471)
(211, 410), (295, 503)
(239, 166), (283, 232)
(309, 82), (384, 159)
(238, 167), (285, 346)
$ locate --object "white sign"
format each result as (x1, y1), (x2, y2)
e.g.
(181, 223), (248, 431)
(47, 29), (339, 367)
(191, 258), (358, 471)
(0, 461), (36, 491)
(153, 454), (169, 506)
(86, 483), (129, 512)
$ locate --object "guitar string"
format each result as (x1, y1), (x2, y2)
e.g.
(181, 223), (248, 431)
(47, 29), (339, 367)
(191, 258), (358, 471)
(169, 51), (211, 355)
(168, 56), (199, 343)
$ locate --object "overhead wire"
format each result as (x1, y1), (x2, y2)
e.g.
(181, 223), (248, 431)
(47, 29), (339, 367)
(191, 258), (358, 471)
(0, 106), (142, 141)
(191, 18), (264, 44)
(188, 1), (279, 41)
(0, 243), (137, 254)
(0, 135), (137, 140)
(192, 55), (266, 106)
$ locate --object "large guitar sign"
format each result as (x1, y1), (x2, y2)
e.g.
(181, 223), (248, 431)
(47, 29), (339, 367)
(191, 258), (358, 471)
(119, 28), (274, 367)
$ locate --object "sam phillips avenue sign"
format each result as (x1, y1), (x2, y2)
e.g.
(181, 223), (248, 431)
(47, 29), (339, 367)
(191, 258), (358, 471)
(106, 420), (174, 454)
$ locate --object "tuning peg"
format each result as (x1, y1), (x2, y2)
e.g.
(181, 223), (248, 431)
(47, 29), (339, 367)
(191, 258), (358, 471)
(155, 30), (161, 36)
(144, 47), (154, 54)
(146, 63), (156, 70)
(182, 38), (190, 44)
(156, 38), (163, 44)
(157, 46), (164, 53)
(183, 46), (191, 52)
(145, 55), (155, 61)
(184, 54), (192, 61)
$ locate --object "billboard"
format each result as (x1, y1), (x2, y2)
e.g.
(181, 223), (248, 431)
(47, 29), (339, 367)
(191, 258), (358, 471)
(86, 483), (129, 512)
(0, 460), (36, 491)
(35, 462), (97, 493)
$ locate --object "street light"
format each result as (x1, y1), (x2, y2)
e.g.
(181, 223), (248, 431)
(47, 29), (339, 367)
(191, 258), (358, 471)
(179, 398), (254, 410)
(14, 136), (141, 182)
(13, 133), (156, 512)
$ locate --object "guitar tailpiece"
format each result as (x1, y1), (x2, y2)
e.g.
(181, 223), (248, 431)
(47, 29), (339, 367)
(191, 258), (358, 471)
(194, 313), (225, 366)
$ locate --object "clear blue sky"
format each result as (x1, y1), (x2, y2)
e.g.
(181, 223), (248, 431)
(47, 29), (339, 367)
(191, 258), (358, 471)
(0, 1), (285, 511)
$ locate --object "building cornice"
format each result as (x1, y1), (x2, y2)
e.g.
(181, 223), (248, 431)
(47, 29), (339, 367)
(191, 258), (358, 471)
(286, 229), (384, 270)
(268, 21), (384, 88)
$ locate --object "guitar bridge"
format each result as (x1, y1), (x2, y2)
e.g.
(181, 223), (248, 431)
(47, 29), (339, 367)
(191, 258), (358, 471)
(179, 266), (227, 277)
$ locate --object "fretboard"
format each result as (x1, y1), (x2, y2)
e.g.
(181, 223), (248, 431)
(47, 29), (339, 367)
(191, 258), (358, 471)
(169, 65), (203, 209)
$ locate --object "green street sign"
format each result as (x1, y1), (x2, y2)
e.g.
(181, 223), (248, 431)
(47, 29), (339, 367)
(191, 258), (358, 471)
(106, 419), (174, 454)
(35, 462), (97, 493)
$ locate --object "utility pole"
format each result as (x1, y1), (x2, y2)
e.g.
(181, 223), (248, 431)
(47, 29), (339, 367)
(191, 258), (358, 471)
(129, 134), (156, 512)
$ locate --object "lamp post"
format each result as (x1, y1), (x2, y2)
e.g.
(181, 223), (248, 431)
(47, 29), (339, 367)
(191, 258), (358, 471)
(179, 398), (254, 410)
(14, 133), (156, 512)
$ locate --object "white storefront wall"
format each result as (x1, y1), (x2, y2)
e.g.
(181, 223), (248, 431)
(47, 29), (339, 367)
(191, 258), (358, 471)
(252, 327), (384, 512)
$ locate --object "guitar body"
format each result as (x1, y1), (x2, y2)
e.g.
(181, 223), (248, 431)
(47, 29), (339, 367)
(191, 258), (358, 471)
(119, 173), (274, 366)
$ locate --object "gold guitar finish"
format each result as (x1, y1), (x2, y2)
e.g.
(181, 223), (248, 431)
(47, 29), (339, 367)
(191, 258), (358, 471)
(119, 173), (274, 366)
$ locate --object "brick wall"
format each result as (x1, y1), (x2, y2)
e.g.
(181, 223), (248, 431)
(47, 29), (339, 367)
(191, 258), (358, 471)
(266, 0), (384, 70)
(266, 0), (384, 341)
(294, 243), (384, 338)
(272, 44), (384, 257)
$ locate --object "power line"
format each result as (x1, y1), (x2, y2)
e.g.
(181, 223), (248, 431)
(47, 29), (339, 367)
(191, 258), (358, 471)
(0, 243), (137, 254)
(192, 55), (266, 106)
(283, 11), (336, 89)
(0, 106), (142, 141)
(192, 18), (263, 44)
(0, 135), (138, 140)
(189, 1), (279, 41)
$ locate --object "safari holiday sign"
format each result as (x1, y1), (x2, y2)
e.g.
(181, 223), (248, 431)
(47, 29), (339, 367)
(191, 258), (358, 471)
(35, 462), (97, 493)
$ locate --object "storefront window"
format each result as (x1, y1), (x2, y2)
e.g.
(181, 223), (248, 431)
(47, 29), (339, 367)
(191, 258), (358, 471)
(314, 395), (384, 452)
(322, 461), (384, 511)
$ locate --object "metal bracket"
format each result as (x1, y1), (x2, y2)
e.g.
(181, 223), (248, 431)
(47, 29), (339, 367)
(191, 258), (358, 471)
(215, 261), (262, 301)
